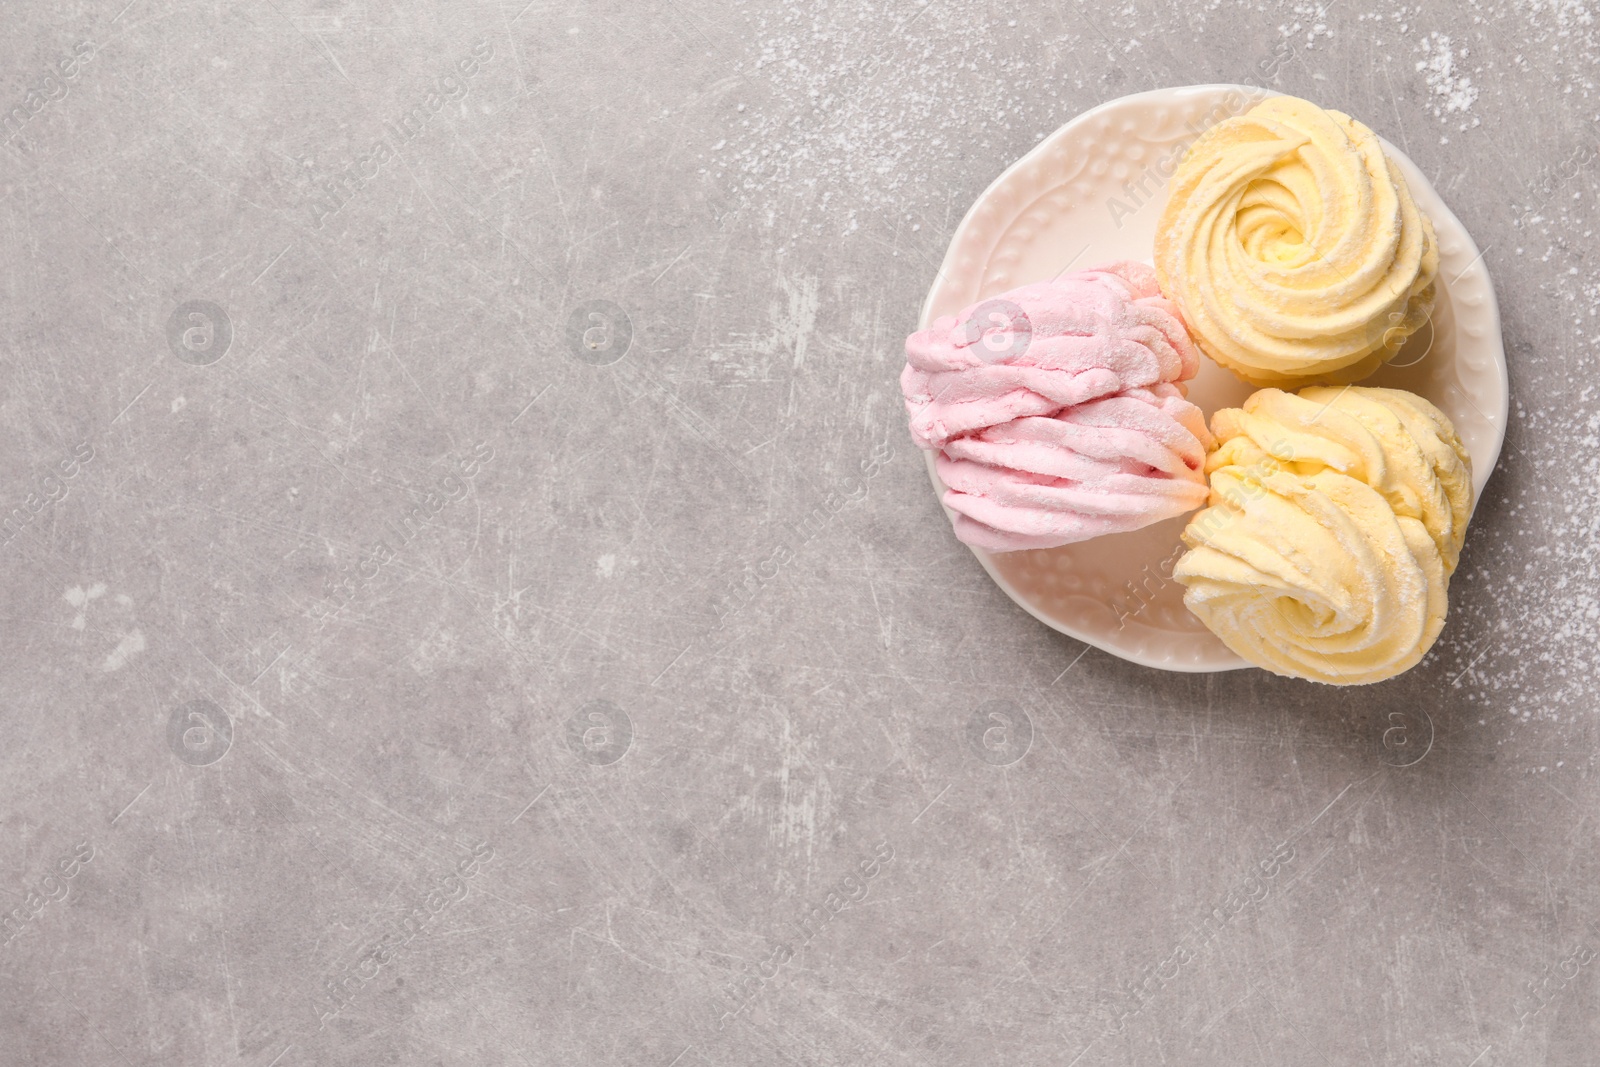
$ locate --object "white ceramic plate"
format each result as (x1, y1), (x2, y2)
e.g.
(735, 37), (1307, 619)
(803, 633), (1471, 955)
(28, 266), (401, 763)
(919, 84), (1508, 673)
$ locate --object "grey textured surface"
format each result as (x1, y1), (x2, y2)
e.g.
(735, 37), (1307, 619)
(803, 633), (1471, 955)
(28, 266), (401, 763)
(2, 1), (1598, 1065)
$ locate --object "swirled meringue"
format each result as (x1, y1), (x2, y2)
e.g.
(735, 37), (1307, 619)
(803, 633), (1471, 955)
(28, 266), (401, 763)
(1154, 94), (1439, 387)
(902, 262), (1213, 552)
(1173, 386), (1473, 684)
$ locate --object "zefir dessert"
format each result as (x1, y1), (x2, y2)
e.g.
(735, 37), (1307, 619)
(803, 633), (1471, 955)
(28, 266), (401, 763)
(1155, 95), (1438, 387)
(902, 262), (1212, 551)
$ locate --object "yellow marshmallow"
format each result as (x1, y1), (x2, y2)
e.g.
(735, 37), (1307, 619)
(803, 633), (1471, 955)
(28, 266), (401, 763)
(1174, 386), (1472, 684)
(1155, 95), (1438, 387)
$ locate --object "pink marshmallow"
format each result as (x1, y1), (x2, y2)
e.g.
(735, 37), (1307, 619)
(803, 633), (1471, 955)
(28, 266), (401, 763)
(902, 262), (1214, 553)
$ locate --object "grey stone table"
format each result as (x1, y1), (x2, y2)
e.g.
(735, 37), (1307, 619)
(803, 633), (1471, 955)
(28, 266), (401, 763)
(1, 1), (1596, 1064)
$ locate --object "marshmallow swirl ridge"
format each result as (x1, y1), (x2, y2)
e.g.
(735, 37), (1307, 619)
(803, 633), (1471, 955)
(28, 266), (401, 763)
(902, 262), (1213, 552)
(1173, 385), (1473, 684)
(1155, 94), (1439, 387)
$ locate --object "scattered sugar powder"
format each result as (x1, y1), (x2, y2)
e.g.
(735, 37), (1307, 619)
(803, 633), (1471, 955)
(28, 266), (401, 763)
(1511, 0), (1598, 37)
(707, 4), (1087, 239)
(1415, 32), (1482, 128)
(1278, 1), (1335, 49)
(1434, 326), (1600, 724)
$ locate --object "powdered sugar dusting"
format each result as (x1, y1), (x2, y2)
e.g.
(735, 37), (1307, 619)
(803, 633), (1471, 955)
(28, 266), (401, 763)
(1438, 259), (1600, 723)
(1279, 2), (1336, 49)
(1416, 32), (1481, 128)
(706, 5), (1085, 241)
